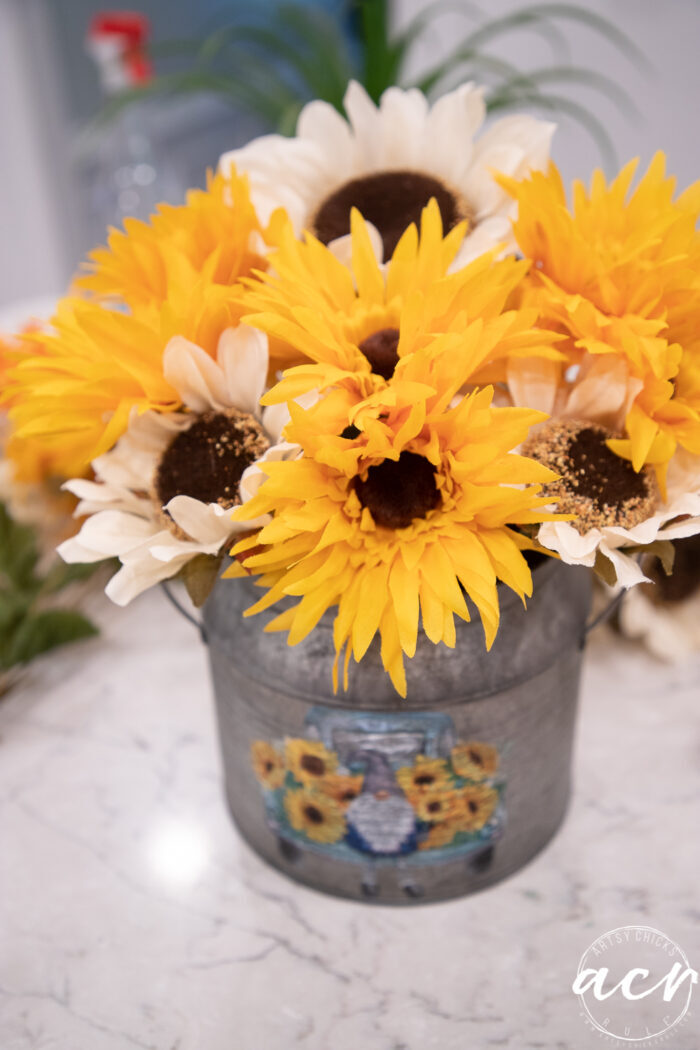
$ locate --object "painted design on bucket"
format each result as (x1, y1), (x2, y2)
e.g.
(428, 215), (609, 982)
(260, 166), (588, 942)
(249, 706), (505, 864)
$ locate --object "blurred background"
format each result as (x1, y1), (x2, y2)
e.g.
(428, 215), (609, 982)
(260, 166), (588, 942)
(2, 0), (699, 313)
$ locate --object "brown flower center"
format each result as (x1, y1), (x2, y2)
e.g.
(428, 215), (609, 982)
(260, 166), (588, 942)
(155, 410), (269, 510)
(468, 749), (483, 766)
(300, 754), (326, 776)
(303, 804), (324, 824)
(467, 799), (479, 814)
(414, 773), (436, 787)
(354, 452), (441, 530)
(427, 801), (442, 814)
(522, 420), (657, 533)
(312, 170), (466, 258)
(358, 327), (400, 380)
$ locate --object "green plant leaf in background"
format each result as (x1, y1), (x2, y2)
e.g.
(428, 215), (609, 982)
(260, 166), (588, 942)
(3, 610), (98, 671)
(0, 501), (100, 684)
(97, 0), (647, 171)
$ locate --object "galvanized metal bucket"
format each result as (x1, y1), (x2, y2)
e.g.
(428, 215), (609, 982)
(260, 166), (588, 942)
(196, 558), (593, 905)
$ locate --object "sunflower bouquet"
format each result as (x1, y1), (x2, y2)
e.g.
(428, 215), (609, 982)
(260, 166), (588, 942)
(5, 81), (700, 697)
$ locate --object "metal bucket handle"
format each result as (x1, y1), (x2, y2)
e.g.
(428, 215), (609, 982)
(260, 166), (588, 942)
(162, 580), (208, 644)
(161, 578), (623, 650)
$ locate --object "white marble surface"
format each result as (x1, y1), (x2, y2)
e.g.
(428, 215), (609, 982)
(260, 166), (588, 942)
(1, 588), (699, 1050)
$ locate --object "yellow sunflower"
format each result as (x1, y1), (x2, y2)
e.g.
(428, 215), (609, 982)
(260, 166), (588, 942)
(450, 741), (500, 782)
(284, 737), (338, 785)
(250, 740), (286, 790)
(4, 278), (242, 469)
(455, 784), (499, 832)
(241, 199), (562, 395)
(409, 786), (460, 824)
(230, 382), (562, 696)
(77, 168), (268, 310)
(396, 756), (452, 797)
(283, 786), (347, 844)
(4, 167), (272, 473)
(318, 773), (364, 809)
(0, 327), (88, 483)
(501, 155), (700, 473)
(418, 818), (462, 850)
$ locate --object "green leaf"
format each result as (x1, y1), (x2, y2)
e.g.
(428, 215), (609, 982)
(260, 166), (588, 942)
(495, 65), (637, 118)
(412, 51), (527, 98)
(180, 553), (224, 609)
(357, 0), (397, 101)
(93, 70), (295, 130)
(39, 560), (102, 596)
(3, 610), (98, 670)
(0, 502), (40, 591)
(518, 3), (652, 72)
(0, 589), (32, 632)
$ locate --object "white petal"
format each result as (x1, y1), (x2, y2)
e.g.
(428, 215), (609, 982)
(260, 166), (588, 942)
(473, 114), (555, 174)
(343, 81), (382, 166)
(75, 510), (159, 557)
(217, 325), (269, 416)
(599, 543), (649, 588)
(297, 98), (355, 176)
(57, 535), (114, 565)
(506, 356), (560, 416)
(451, 215), (513, 268)
(375, 86), (430, 168)
(165, 495), (235, 546)
(163, 336), (231, 413)
(422, 82), (485, 183)
(220, 134), (326, 228)
(666, 449), (700, 503)
(105, 553), (185, 606)
(465, 115), (555, 218)
(148, 535), (223, 563)
(562, 356), (642, 431)
(92, 410), (182, 489)
(537, 521), (599, 565)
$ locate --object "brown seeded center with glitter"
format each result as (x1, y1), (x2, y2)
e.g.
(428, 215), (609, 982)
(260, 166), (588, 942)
(568, 427), (648, 507)
(522, 419), (657, 533)
(354, 451), (441, 530)
(414, 773), (436, 787)
(304, 804), (324, 824)
(155, 410), (269, 508)
(358, 327), (400, 380)
(312, 171), (467, 258)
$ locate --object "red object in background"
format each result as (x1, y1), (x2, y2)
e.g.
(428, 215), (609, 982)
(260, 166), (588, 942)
(87, 11), (153, 89)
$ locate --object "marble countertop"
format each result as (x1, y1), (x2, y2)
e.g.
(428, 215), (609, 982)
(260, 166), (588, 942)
(1, 587), (698, 1050)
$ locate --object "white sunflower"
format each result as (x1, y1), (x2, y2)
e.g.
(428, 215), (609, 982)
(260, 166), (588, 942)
(502, 356), (700, 586)
(530, 441), (700, 587)
(58, 326), (298, 605)
(220, 80), (554, 268)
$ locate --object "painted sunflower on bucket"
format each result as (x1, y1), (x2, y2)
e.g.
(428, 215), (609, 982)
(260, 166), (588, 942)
(4, 79), (700, 696)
